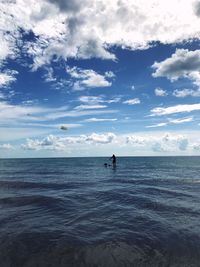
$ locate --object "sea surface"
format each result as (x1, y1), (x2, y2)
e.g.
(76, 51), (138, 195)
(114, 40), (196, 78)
(0, 156), (200, 267)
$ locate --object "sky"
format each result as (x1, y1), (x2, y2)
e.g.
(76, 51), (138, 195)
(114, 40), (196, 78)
(0, 0), (200, 158)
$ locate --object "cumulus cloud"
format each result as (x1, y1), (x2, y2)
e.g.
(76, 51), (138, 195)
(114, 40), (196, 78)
(193, 143), (200, 150)
(85, 132), (116, 144)
(173, 88), (200, 97)
(154, 87), (168, 97)
(152, 49), (200, 80)
(0, 143), (13, 150)
(0, 70), (18, 87)
(151, 134), (188, 151)
(126, 132), (189, 152)
(1, 0), (200, 70)
(150, 103), (200, 116)
(152, 49), (200, 93)
(163, 133), (189, 151)
(22, 132), (116, 150)
(123, 98), (140, 105)
(5, 130), (200, 154)
(66, 66), (113, 90)
(126, 136), (146, 146)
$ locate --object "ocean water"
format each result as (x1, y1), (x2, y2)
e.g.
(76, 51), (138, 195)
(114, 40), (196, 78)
(0, 156), (200, 267)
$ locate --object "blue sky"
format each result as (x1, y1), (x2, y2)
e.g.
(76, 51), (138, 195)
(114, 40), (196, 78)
(1, 0), (200, 157)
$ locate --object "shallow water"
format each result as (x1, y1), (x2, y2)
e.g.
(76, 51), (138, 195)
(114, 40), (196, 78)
(0, 157), (200, 267)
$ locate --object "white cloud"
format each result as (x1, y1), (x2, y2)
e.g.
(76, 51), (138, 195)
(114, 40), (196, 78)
(0, 101), (117, 141)
(126, 135), (146, 146)
(146, 116), (193, 128)
(0, 101), (46, 122)
(66, 66), (113, 90)
(0, 101), (117, 124)
(0, 70), (18, 87)
(43, 108), (117, 120)
(152, 49), (200, 93)
(1, 0), (200, 69)
(85, 132), (116, 144)
(79, 95), (104, 104)
(106, 97), (121, 103)
(78, 95), (121, 105)
(43, 67), (56, 82)
(173, 88), (200, 97)
(151, 134), (189, 152)
(146, 122), (168, 128)
(22, 135), (65, 151)
(154, 87), (168, 97)
(74, 104), (107, 110)
(0, 143), (13, 150)
(105, 71), (115, 78)
(22, 132), (116, 151)
(152, 49), (200, 81)
(123, 98), (140, 105)
(83, 118), (117, 122)
(150, 103), (200, 116)
(126, 132), (189, 152)
(168, 117), (193, 124)
(162, 133), (189, 151)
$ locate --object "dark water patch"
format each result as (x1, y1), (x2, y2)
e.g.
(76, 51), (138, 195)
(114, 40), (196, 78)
(0, 180), (94, 191)
(0, 195), (63, 208)
(0, 233), (200, 267)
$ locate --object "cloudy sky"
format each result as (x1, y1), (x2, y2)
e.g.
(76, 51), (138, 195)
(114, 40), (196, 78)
(1, 0), (200, 157)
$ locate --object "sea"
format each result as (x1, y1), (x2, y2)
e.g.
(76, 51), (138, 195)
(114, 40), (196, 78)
(0, 156), (200, 267)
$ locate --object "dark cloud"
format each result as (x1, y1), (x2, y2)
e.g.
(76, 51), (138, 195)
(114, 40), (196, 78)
(46, 0), (82, 13)
(78, 39), (109, 59)
(194, 1), (200, 17)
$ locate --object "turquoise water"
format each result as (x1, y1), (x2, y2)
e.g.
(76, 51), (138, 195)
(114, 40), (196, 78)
(0, 157), (200, 266)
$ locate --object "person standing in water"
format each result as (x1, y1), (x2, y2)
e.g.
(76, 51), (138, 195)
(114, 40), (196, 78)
(110, 154), (116, 167)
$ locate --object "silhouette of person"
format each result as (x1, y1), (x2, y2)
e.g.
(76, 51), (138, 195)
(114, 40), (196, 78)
(110, 154), (116, 167)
